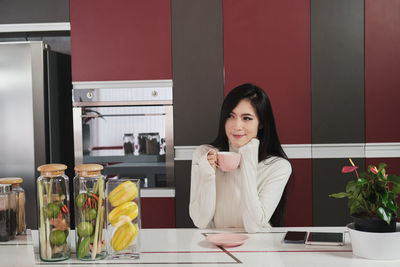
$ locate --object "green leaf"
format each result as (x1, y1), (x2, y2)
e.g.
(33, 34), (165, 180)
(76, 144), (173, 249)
(377, 207), (391, 224)
(359, 172), (368, 179)
(381, 192), (389, 208)
(357, 178), (368, 185)
(382, 190), (389, 201)
(378, 171), (386, 181)
(349, 201), (360, 215)
(387, 175), (400, 184)
(392, 184), (400, 194)
(346, 181), (356, 193)
(378, 163), (387, 172)
(352, 185), (361, 197)
(386, 199), (398, 215)
(329, 192), (349, 198)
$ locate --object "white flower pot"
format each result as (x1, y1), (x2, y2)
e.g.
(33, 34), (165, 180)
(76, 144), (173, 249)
(347, 222), (400, 260)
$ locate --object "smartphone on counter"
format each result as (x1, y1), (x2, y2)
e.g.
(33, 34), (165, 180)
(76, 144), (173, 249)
(283, 231), (307, 244)
(305, 232), (344, 246)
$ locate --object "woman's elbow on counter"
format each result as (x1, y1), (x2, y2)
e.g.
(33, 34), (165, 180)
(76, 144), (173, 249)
(189, 208), (211, 229)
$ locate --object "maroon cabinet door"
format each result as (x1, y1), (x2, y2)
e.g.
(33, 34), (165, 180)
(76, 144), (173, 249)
(223, 0), (310, 145)
(365, 0), (400, 142)
(70, 0), (172, 81)
(223, 0), (312, 226)
(141, 197), (175, 228)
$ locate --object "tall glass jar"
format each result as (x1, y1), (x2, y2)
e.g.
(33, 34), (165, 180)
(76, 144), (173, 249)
(146, 133), (160, 155)
(37, 164), (71, 262)
(0, 184), (12, 242)
(0, 177), (26, 235)
(73, 164), (107, 260)
(123, 133), (134, 155)
(0, 180), (17, 239)
(106, 179), (141, 259)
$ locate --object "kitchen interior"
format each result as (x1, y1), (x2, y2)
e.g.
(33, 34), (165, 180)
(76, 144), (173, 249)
(1, 0), (400, 264)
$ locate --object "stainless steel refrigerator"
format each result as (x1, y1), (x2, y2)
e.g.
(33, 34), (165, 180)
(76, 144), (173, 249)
(0, 41), (74, 229)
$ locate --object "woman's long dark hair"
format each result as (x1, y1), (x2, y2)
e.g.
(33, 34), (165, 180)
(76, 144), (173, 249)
(211, 83), (290, 227)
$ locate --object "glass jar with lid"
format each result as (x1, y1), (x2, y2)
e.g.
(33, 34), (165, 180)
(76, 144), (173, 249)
(0, 184), (13, 242)
(37, 164), (71, 262)
(123, 133), (134, 155)
(73, 164), (107, 260)
(146, 133), (160, 155)
(0, 177), (26, 235)
(138, 133), (160, 155)
(0, 182), (16, 239)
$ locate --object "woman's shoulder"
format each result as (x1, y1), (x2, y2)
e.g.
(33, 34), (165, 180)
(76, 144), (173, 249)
(260, 156), (292, 173)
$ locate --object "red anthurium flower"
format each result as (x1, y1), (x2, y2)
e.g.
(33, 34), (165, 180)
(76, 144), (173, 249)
(369, 166), (378, 174)
(342, 166), (358, 173)
(385, 174), (388, 179)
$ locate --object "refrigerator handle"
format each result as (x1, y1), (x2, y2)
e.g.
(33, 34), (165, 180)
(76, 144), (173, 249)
(73, 107), (83, 165)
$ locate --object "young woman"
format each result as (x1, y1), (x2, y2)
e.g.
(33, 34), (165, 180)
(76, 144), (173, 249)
(189, 83), (292, 233)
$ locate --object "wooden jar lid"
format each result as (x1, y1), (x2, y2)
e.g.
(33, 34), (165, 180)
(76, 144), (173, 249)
(75, 164), (103, 177)
(0, 177), (23, 185)
(37, 164), (67, 177)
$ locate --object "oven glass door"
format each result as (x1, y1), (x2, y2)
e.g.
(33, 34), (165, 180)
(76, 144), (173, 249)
(74, 105), (173, 187)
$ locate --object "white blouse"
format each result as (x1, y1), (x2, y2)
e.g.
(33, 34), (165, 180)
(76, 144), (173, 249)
(189, 139), (292, 233)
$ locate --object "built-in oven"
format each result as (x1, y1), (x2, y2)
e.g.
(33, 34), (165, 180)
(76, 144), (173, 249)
(72, 80), (174, 187)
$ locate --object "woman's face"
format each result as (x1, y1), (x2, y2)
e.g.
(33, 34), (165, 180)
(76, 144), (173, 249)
(225, 99), (260, 148)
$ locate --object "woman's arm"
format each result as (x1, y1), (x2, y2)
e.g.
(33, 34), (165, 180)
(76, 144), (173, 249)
(189, 145), (218, 228)
(238, 139), (292, 233)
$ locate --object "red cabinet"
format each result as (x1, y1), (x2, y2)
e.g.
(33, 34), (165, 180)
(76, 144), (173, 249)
(223, 0), (311, 226)
(223, 0), (310, 145)
(141, 197), (175, 228)
(70, 0), (172, 81)
(365, 0), (400, 142)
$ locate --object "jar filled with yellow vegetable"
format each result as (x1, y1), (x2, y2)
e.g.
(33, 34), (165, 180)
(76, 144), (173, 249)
(106, 179), (140, 259)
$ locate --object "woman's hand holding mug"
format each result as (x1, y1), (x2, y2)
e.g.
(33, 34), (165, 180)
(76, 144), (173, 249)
(207, 150), (217, 170)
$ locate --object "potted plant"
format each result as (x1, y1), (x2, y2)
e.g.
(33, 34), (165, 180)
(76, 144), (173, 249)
(330, 158), (400, 232)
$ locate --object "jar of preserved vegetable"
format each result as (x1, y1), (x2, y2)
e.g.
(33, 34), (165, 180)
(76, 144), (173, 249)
(37, 164), (71, 262)
(0, 182), (17, 239)
(0, 184), (12, 242)
(0, 177), (26, 235)
(106, 179), (141, 259)
(73, 164), (107, 260)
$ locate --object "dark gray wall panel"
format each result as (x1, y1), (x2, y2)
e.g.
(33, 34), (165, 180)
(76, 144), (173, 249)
(0, 0), (69, 23)
(174, 160), (195, 228)
(313, 158), (365, 226)
(171, 0), (224, 146)
(311, 0), (365, 143)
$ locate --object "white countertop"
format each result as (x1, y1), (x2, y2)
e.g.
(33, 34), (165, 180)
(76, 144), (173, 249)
(2, 227), (400, 266)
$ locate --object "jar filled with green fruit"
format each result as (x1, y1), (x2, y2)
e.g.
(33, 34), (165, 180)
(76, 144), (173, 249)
(73, 164), (106, 260)
(37, 164), (71, 262)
